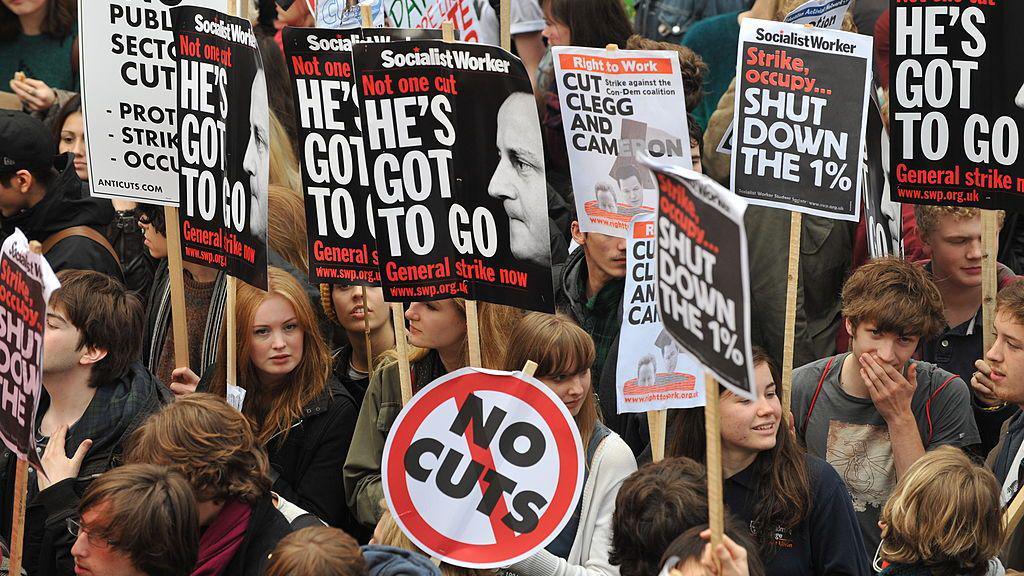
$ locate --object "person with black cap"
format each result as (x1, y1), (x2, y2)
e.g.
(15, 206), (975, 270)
(0, 110), (121, 281)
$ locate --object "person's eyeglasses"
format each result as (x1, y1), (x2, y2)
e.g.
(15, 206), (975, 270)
(67, 517), (118, 550)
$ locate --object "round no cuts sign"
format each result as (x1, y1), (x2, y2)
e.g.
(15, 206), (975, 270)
(383, 368), (583, 568)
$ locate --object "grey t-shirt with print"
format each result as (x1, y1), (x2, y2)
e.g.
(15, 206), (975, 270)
(791, 353), (980, 561)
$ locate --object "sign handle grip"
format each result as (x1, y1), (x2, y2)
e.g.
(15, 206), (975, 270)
(704, 372), (724, 556)
(226, 275), (237, 389)
(982, 210), (998, 352)
(392, 303), (414, 404)
(361, 3), (373, 27)
(8, 459), (28, 575)
(522, 360), (538, 377)
(782, 211), (801, 416)
(363, 286), (374, 374)
(648, 409), (667, 462)
(164, 206), (190, 370)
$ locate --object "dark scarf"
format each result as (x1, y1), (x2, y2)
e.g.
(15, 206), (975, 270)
(192, 499), (252, 576)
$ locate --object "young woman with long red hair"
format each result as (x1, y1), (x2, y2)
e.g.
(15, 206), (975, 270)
(177, 267), (361, 535)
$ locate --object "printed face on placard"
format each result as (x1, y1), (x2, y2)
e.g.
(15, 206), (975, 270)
(243, 67), (269, 241)
(488, 93), (551, 268)
(383, 368), (583, 568)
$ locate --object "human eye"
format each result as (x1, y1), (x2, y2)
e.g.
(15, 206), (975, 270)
(284, 322), (299, 332)
(254, 327), (270, 337)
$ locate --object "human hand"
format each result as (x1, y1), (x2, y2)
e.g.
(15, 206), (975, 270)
(169, 367), (200, 396)
(9, 76), (57, 112)
(860, 354), (916, 424)
(36, 425), (91, 492)
(971, 359), (1003, 406)
(699, 530), (749, 576)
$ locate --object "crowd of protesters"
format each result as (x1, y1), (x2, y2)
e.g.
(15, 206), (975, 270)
(2, 0), (1024, 575)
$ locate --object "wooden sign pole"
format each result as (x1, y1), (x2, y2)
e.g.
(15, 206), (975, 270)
(1005, 487), (1024, 535)
(361, 3), (372, 27)
(392, 303), (414, 404)
(781, 211), (801, 415)
(704, 373), (724, 550)
(522, 360), (538, 377)
(363, 286), (374, 374)
(982, 210), (998, 352)
(648, 409), (667, 462)
(8, 459), (27, 575)
(500, 0), (511, 51)
(164, 206), (190, 369)
(226, 276), (237, 388)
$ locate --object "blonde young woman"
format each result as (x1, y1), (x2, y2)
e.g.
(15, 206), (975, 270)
(876, 446), (1005, 576)
(502, 313), (637, 576)
(176, 267), (361, 534)
(343, 298), (523, 528)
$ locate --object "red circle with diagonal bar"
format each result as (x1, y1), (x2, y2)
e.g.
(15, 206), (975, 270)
(382, 367), (583, 568)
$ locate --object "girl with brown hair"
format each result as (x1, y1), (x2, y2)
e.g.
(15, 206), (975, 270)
(344, 298), (523, 529)
(667, 347), (868, 576)
(176, 267), (361, 535)
(501, 312), (637, 576)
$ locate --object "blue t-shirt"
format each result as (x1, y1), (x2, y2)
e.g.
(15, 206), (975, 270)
(724, 454), (871, 576)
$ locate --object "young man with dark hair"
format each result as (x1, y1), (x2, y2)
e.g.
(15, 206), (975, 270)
(792, 257), (980, 561)
(0, 270), (168, 574)
(974, 282), (1024, 570)
(124, 393), (292, 575)
(0, 111), (121, 280)
(71, 464), (199, 576)
(915, 205), (1020, 455)
(609, 456), (712, 576)
(556, 220), (631, 440)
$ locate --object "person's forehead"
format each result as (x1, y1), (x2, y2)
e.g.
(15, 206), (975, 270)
(497, 99), (540, 145)
(996, 310), (1024, 337)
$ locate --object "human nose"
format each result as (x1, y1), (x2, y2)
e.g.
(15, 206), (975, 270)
(967, 239), (983, 260)
(405, 304), (419, 322)
(271, 330), (287, 349)
(875, 340), (896, 363)
(987, 339), (1004, 364)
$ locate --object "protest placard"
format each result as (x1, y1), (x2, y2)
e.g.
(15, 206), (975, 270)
(890, 2), (1024, 209)
(0, 230), (59, 470)
(172, 6), (269, 289)
(284, 28), (379, 285)
(352, 40), (554, 312)
(79, 0), (228, 205)
(318, 0), (386, 28)
(731, 19), (871, 221)
(783, 0), (852, 29)
(552, 46), (692, 237)
(383, 367), (583, 568)
(862, 95), (902, 258)
(383, 0), (495, 44)
(644, 157), (756, 399)
(616, 213), (704, 413)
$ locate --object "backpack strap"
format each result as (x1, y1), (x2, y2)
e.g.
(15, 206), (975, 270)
(801, 356), (836, 439)
(925, 373), (959, 446)
(42, 225), (122, 272)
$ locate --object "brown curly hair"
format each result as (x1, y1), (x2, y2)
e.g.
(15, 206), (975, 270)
(623, 35), (706, 112)
(124, 393), (271, 505)
(842, 257), (946, 340)
(609, 457), (709, 576)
